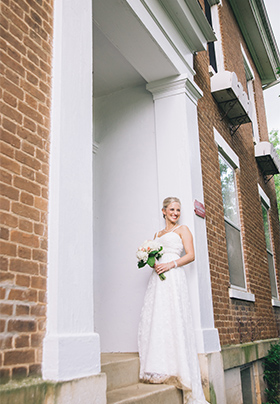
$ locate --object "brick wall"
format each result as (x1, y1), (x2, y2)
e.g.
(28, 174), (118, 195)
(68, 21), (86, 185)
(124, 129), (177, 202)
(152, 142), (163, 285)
(0, 0), (53, 382)
(194, 0), (280, 346)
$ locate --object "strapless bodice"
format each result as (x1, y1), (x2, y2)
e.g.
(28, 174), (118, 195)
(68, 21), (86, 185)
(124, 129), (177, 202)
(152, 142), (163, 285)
(156, 232), (183, 258)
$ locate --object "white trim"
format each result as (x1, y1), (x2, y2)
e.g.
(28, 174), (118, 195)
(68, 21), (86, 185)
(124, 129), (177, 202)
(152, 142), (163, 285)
(146, 73), (203, 104)
(272, 298), (280, 308)
(93, 142), (99, 154)
(211, 4), (224, 72)
(240, 44), (255, 80)
(258, 184), (271, 208)
(44, 0), (100, 381)
(240, 44), (260, 143)
(229, 287), (255, 302)
(214, 127), (240, 168)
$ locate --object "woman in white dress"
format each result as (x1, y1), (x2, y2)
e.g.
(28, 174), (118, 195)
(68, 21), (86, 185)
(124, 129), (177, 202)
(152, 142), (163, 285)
(138, 197), (209, 404)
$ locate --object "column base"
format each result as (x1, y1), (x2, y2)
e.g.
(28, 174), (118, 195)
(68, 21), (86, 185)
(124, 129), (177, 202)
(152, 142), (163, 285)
(43, 333), (101, 381)
(198, 351), (227, 404)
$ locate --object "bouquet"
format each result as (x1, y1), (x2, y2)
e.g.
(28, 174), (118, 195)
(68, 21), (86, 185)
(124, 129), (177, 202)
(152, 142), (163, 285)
(136, 240), (165, 280)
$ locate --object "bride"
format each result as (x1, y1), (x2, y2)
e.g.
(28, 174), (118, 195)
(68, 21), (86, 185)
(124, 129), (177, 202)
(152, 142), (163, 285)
(138, 197), (209, 404)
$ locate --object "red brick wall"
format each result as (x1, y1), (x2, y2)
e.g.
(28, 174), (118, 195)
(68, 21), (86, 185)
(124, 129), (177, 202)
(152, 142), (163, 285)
(0, 0), (53, 382)
(194, 0), (280, 346)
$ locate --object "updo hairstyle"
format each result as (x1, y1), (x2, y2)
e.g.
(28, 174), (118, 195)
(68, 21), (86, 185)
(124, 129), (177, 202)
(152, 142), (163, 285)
(162, 197), (181, 219)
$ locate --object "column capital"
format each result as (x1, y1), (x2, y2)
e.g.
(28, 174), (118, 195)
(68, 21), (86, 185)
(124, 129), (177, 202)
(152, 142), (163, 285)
(146, 74), (203, 104)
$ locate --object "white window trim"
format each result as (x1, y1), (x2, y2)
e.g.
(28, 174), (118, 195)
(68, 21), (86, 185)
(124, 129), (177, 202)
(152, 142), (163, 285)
(229, 287), (255, 302)
(258, 184), (270, 208)
(214, 128), (240, 168)
(215, 128), (253, 298)
(258, 185), (279, 301)
(210, 4), (224, 73)
(241, 44), (260, 144)
(241, 45), (255, 81)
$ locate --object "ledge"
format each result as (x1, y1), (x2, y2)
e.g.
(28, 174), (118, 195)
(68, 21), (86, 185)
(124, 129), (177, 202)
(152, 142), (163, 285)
(222, 338), (280, 370)
(229, 288), (255, 302)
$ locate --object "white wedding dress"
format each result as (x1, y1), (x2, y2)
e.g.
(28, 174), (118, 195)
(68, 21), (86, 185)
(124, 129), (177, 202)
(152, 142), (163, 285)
(138, 228), (209, 404)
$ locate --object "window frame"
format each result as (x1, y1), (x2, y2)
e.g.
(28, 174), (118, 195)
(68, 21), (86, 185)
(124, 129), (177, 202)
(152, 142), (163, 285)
(258, 185), (279, 303)
(241, 45), (260, 143)
(215, 128), (255, 302)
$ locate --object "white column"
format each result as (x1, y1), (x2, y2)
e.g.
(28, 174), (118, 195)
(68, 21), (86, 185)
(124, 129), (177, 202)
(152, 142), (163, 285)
(147, 74), (221, 354)
(43, 0), (100, 381)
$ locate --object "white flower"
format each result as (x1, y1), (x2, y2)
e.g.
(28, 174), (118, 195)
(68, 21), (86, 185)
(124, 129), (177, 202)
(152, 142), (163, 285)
(136, 250), (149, 262)
(142, 239), (161, 252)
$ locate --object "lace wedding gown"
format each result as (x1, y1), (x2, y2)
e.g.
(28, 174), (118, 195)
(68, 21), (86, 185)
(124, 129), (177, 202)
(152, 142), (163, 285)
(138, 228), (209, 404)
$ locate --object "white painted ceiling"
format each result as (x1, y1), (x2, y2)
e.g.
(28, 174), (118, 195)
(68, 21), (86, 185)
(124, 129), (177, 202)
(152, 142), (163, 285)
(93, 24), (146, 98)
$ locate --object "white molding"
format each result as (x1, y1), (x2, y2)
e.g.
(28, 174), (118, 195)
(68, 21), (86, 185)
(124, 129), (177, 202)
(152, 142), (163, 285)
(146, 74), (203, 104)
(158, 0), (216, 50)
(214, 127), (240, 168)
(258, 184), (271, 208)
(93, 142), (99, 154)
(227, 0), (280, 85)
(229, 288), (255, 302)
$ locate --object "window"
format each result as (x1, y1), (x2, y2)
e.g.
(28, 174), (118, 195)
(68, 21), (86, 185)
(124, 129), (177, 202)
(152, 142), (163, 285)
(219, 154), (246, 289)
(215, 128), (255, 301)
(261, 201), (278, 299)
(204, 0), (217, 73)
(241, 45), (260, 143)
(241, 365), (256, 404)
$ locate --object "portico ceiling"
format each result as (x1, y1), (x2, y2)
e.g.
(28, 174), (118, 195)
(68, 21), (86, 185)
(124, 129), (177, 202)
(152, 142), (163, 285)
(93, 0), (216, 98)
(93, 24), (145, 98)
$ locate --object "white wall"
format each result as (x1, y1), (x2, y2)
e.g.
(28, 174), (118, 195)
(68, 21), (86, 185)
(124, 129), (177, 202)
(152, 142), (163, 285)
(94, 85), (160, 352)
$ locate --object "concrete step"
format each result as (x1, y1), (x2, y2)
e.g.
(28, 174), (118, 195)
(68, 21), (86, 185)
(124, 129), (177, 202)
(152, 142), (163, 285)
(107, 383), (183, 404)
(101, 353), (140, 392)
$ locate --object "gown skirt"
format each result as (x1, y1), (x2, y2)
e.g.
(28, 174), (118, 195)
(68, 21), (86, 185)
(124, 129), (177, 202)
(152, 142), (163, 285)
(138, 231), (209, 404)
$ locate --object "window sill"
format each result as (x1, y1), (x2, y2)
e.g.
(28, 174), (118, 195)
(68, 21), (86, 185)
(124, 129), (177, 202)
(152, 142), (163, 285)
(229, 288), (255, 302)
(272, 298), (280, 307)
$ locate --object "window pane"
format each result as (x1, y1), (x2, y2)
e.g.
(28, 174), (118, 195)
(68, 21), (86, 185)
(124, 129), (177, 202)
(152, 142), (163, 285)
(241, 367), (255, 404)
(268, 252), (277, 298)
(219, 155), (239, 226)
(224, 221), (245, 288)
(261, 204), (271, 251)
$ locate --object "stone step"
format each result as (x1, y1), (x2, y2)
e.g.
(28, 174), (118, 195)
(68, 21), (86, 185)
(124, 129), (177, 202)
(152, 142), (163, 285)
(101, 353), (140, 392)
(107, 383), (183, 404)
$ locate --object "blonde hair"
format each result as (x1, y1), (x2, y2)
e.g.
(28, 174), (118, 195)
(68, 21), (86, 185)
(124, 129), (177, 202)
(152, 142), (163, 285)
(162, 197), (181, 218)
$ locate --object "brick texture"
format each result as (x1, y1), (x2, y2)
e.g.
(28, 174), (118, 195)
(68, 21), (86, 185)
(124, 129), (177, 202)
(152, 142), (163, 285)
(0, 0), (53, 382)
(194, 0), (280, 346)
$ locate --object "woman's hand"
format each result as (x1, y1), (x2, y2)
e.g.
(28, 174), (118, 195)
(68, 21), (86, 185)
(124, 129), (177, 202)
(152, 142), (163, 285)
(154, 261), (174, 275)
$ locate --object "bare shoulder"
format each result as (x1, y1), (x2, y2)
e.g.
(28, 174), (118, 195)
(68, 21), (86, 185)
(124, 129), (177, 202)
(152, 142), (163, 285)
(176, 225), (193, 238)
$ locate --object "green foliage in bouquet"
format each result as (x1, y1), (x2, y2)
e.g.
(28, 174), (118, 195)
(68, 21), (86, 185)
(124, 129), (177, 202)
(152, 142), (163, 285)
(137, 246), (165, 280)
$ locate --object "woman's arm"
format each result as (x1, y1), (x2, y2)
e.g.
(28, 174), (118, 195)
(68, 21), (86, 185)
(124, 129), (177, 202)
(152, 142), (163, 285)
(154, 225), (195, 276)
